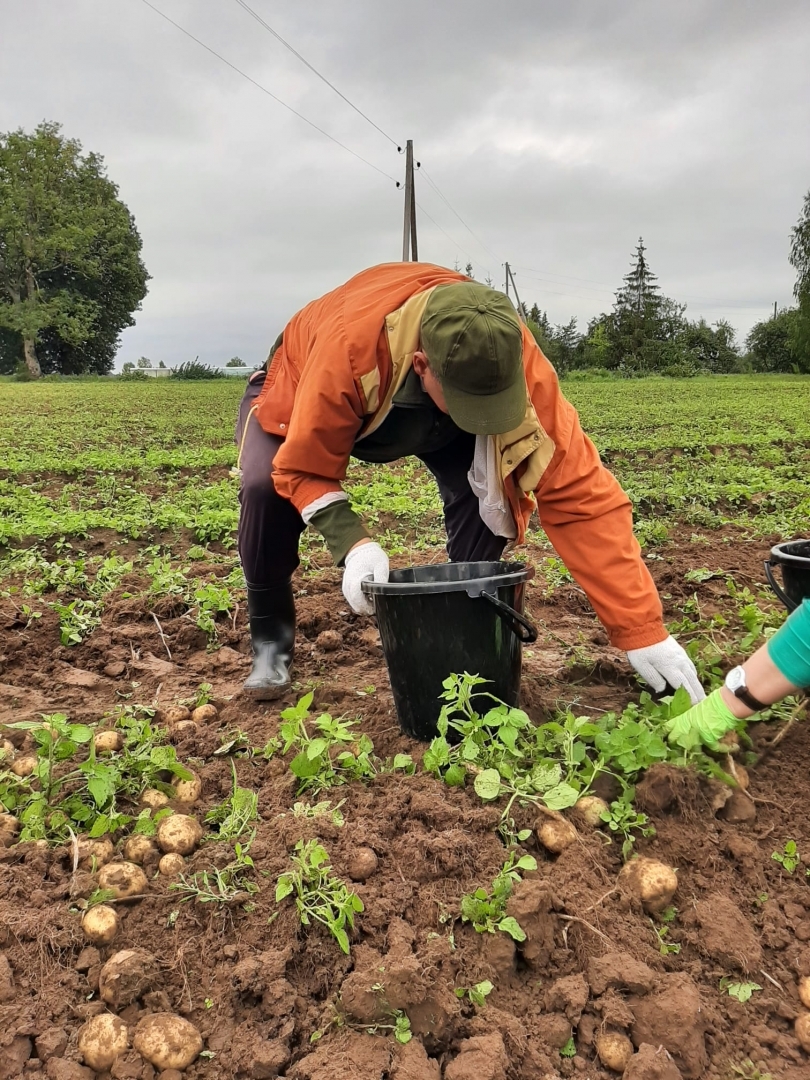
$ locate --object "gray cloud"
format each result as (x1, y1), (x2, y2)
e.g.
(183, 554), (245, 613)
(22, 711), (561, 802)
(1, 0), (808, 365)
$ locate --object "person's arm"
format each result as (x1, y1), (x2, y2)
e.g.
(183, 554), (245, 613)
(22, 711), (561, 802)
(523, 332), (665, 651)
(270, 342), (371, 565)
(667, 598), (810, 746)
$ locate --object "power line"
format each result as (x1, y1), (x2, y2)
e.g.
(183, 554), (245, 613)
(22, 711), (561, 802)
(231, 0), (399, 148)
(138, 0), (398, 184)
(419, 166), (502, 267)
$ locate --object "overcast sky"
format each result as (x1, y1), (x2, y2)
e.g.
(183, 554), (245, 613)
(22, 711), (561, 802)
(2, 0), (809, 367)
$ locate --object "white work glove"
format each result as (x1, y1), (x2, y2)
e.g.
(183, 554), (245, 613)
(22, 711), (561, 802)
(626, 635), (706, 705)
(342, 542), (389, 615)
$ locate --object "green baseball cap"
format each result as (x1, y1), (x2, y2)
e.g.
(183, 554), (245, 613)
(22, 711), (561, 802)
(421, 282), (526, 435)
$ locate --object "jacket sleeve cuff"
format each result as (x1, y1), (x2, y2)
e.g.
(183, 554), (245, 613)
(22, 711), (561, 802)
(308, 500), (370, 566)
(609, 620), (669, 652)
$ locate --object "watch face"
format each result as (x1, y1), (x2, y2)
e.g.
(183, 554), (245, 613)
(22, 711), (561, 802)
(726, 666), (746, 692)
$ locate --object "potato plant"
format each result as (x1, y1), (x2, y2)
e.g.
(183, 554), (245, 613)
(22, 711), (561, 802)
(266, 693), (378, 794)
(275, 839), (364, 954)
(0, 709), (191, 843)
(459, 850), (537, 942)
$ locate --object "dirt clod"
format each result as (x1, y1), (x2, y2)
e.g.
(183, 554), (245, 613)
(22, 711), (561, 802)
(98, 948), (161, 1010)
(630, 973), (706, 1078)
(444, 1033), (509, 1080)
(622, 1043), (684, 1080)
(693, 893), (762, 971)
(588, 952), (658, 996)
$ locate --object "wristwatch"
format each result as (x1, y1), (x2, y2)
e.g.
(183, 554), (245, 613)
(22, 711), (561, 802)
(725, 666), (768, 712)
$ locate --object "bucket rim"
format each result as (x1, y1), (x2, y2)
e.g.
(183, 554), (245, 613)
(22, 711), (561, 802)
(769, 539), (810, 567)
(361, 559), (532, 596)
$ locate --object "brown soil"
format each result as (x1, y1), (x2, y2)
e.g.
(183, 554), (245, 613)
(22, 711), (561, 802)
(1, 532), (809, 1079)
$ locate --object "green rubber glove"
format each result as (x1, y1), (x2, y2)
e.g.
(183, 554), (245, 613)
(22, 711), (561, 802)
(665, 687), (742, 750)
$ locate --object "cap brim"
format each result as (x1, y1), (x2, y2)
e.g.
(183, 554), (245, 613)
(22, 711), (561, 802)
(440, 375), (527, 435)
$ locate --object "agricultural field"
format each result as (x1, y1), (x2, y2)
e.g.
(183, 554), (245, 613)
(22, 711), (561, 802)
(0, 374), (809, 1080)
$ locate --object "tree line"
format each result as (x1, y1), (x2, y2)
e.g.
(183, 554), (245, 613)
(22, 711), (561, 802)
(1, 122), (809, 379)
(517, 205), (810, 377)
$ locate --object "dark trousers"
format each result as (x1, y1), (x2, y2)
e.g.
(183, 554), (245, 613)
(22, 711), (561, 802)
(236, 375), (506, 588)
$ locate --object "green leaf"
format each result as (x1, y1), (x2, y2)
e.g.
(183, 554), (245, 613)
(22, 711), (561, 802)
(290, 752), (323, 779)
(275, 877), (294, 902)
(306, 738), (328, 761)
(67, 725), (94, 743)
(542, 782), (580, 810)
(444, 763), (467, 788)
(87, 774), (114, 808)
(88, 814), (111, 838)
(497, 916), (527, 942)
(392, 753), (413, 771)
(473, 769), (502, 801)
(515, 855), (538, 872)
(334, 927), (350, 954)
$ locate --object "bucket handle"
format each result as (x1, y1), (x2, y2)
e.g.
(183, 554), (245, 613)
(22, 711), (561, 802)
(479, 590), (538, 644)
(764, 559), (798, 613)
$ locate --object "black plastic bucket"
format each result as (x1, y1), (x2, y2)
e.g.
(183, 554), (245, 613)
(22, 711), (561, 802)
(361, 561), (537, 741)
(765, 540), (810, 612)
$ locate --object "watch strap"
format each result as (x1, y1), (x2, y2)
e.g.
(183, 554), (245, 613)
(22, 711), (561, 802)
(732, 685), (769, 712)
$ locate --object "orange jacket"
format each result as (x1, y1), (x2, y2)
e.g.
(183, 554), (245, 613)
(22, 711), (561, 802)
(254, 263), (666, 651)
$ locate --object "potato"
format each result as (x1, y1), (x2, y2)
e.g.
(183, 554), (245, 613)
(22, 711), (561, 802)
(535, 810), (578, 853)
(172, 720), (198, 737)
(799, 977), (810, 1011)
(619, 856), (678, 913)
(141, 788), (170, 810)
(94, 730), (123, 754)
(572, 795), (609, 829)
(595, 1032), (634, 1072)
(162, 705), (191, 726)
(347, 847), (378, 882)
(795, 1011), (810, 1052)
(0, 814), (20, 849)
(123, 835), (158, 865)
(158, 852), (186, 877)
(0, 739), (15, 760)
(81, 904), (119, 946)
(97, 860), (148, 899)
(11, 754), (37, 778)
(173, 773), (202, 805)
(731, 762), (750, 791)
(77, 1012), (130, 1071)
(157, 814), (202, 856)
(99, 948), (161, 1009)
(191, 704), (218, 724)
(78, 837), (114, 871)
(133, 1013), (203, 1071)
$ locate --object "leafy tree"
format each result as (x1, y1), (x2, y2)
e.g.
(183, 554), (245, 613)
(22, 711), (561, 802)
(465, 262), (475, 279)
(746, 308), (805, 373)
(136, 356), (152, 368)
(158, 360), (166, 369)
(0, 122), (149, 378)
(226, 356), (246, 367)
(789, 188), (810, 367)
(121, 361), (135, 373)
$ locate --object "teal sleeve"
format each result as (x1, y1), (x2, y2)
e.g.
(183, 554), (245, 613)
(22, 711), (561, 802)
(766, 598), (810, 688)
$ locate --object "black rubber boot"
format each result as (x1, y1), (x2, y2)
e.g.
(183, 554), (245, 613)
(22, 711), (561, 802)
(243, 581), (296, 700)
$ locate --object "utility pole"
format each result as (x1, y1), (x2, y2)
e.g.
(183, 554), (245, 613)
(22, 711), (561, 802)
(774, 301), (778, 319)
(401, 140), (418, 261)
(504, 262), (525, 323)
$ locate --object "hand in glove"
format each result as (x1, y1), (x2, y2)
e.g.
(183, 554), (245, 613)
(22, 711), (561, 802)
(665, 687), (742, 750)
(342, 541), (389, 615)
(626, 635), (705, 705)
